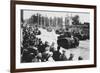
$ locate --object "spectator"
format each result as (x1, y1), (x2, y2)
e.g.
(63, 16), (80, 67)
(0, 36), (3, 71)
(78, 56), (83, 60)
(52, 46), (61, 61)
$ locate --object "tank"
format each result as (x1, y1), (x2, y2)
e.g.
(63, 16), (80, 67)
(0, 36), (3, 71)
(57, 31), (79, 49)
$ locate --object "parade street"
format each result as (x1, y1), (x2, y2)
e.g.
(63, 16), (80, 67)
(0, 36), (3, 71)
(67, 40), (90, 60)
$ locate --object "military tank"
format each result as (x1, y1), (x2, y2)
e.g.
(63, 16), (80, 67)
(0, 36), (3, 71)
(57, 31), (79, 49)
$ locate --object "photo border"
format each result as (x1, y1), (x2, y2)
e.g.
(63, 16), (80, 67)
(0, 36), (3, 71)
(10, 0), (97, 73)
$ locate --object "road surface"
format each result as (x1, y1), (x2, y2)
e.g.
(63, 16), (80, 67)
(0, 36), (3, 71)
(67, 40), (90, 60)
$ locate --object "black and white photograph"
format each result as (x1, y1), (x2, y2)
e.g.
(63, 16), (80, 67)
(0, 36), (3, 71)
(20, 10), (90, 63)
(11, 1), (96, 72)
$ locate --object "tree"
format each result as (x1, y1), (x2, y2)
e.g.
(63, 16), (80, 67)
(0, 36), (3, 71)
(72, 15), (80, 25)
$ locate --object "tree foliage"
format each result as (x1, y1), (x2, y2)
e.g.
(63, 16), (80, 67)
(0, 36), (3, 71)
(72, 15), (80, 25)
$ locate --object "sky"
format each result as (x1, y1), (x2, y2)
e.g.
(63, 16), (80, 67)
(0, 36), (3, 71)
(23, 10), (90, 23)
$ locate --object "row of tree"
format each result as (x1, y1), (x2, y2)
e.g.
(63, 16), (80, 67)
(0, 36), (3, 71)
(21, 10), (86, 29)
(27, 13), (65, 28)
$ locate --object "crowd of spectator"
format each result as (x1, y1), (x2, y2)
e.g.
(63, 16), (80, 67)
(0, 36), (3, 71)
(21, 24), (76, 63)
